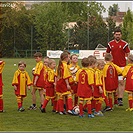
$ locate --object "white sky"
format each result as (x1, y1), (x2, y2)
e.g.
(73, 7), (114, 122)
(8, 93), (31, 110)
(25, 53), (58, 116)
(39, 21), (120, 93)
(97, 1), (133, 17)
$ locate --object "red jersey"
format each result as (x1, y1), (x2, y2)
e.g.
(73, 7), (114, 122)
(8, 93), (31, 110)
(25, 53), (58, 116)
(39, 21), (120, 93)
(77, 68), (94, 98)
(103, 62), (122, 92)
(34, 61), (44, 88)
(106, 40), (130, 67)
(56, 61), (71, 94)
(123, 64), (133, 92)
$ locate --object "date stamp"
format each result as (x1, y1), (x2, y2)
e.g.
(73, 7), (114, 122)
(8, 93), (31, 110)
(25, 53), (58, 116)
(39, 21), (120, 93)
(0, 2), (14, 8)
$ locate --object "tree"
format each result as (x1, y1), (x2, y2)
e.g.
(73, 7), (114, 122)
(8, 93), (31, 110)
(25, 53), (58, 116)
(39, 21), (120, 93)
(106, 17), (116, 42)
(122, 8), (133, 49)
(0, 2), (33, 57)
(31, 2), (69, 51)
(108, 4), (119, 16)
(69, 1), (107, 50)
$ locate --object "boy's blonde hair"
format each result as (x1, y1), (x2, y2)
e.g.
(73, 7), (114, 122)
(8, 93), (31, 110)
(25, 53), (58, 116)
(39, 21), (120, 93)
(104, 53), (113, 61)
(96, 59), (105, 66)
(18, 61), (26, 67)
(88, 56), (97, 66)
(48, 59), (56, 66)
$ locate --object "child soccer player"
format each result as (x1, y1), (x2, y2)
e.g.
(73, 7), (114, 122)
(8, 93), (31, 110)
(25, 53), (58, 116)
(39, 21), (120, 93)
(122, 54), (133, 111)
(0, 60), (5, 112)
(12, 61), (32, 112)
(43, 56), (50, 96)
(56, 52), (76, 115)
(76, 57), (96, 118)
(68, 54), (80, 107)
(28, 52), (45, 110)
(93, 60), (105, 116)
(103, 53), (122, 110)
(41, 59), (57, 113)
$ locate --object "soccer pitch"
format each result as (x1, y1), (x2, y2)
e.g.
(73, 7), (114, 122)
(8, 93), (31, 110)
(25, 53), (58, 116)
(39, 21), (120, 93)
(0, 58), (133, 131)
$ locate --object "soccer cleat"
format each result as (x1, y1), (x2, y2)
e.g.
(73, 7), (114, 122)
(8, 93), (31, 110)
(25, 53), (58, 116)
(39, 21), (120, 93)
(28, 105), (37, 110)
(130, 108), (133, 112)
(88, 114), (95, 118)
(0, 110), (6, 113)
(67, 110), (77, 115)
(59, 111), (67, 115)
(126, 108), (130, 111)
(83, 109), (87, 112)
(118, 100), (123, 106)
(102, 106), (112, 113)
(91, 108), (95, 112)
(18, 107), (25, 112)
(40, 108), (46, 113)
(79, 114), (85, 118)
(94, 111), (104, 116)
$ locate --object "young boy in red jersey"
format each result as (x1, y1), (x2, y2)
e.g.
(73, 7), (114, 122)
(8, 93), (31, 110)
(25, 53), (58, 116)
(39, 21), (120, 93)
(76, 57), (96, 118)
(41, 59), (57, 113)
(103, 53), (122, 110)
(28, 52), (45, 110)
(12, 61), (32, 112)
(0, 60), (5, 112)
(122, 54), (133, 111)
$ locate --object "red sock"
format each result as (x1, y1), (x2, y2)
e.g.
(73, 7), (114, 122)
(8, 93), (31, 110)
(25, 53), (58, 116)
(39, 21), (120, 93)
(108, 97), (113, 108)
(42, 99), (49, 108)
(91, 99), (96, 110)
(79, 103), (83, 116)
(104, 96), (110, 107)
(18, 103), (22, 109)
(67, 97), (73, 110)
(58, 99), (64, 112)
(56, 100), (59, 112)
(0, 99), (3, 111)
(129, 100), (133, 108)
(95, 101), (99, 112)
(74, 96), (78, 106)
(96, 101), (102, 112)
(52, 99), (57, 111)
(87, 103), (92, 114)
(83, 103), (87, 110)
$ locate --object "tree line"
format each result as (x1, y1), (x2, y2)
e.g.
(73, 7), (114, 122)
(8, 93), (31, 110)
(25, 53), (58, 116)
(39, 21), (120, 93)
(0, 2), (133, 57)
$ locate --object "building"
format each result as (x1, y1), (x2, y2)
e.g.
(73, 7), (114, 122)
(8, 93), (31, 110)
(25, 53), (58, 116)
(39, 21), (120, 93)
(110, 11), (126, 26)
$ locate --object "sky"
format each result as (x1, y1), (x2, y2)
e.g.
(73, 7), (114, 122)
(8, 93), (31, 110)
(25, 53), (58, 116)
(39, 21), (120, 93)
(97, 1), (133, 17)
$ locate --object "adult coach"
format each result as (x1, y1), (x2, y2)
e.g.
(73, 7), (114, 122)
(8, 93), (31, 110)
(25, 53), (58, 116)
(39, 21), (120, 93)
(106, 27), (130, 106)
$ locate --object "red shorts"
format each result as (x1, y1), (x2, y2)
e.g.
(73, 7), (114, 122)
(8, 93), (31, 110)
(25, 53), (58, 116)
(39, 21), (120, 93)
(56, 79), (67, 93)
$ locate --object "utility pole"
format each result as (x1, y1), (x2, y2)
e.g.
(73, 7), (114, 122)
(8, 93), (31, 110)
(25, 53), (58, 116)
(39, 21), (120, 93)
(31, 25), (33, 57)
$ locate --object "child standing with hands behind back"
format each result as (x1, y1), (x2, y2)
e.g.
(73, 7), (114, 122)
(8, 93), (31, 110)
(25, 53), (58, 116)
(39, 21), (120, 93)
(12, 61), (32, 112)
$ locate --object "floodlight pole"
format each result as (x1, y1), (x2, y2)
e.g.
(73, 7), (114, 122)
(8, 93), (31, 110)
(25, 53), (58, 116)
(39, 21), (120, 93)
(68, 28), (70, 50)
(13, 27), (16, 57)
(31, 25), (33, 57)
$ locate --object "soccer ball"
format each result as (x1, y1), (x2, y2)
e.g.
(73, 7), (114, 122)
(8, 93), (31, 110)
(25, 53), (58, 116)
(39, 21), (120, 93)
(73, 105), (80, 115)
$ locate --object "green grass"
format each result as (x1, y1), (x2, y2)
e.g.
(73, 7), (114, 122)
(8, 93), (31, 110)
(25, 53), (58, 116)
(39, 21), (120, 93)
(0, 58), (133, 131)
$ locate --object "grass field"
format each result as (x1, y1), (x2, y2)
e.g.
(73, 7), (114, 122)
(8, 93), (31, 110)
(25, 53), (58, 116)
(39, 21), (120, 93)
(0, 58), (133, 131)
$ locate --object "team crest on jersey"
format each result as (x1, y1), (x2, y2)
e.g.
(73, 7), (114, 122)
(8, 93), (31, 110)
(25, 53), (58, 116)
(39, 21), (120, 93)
(119, 45), (121, 48)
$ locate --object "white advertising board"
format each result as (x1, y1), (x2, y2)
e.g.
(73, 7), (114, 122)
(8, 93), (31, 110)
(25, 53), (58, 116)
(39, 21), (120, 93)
(47, 50), (133, 59)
